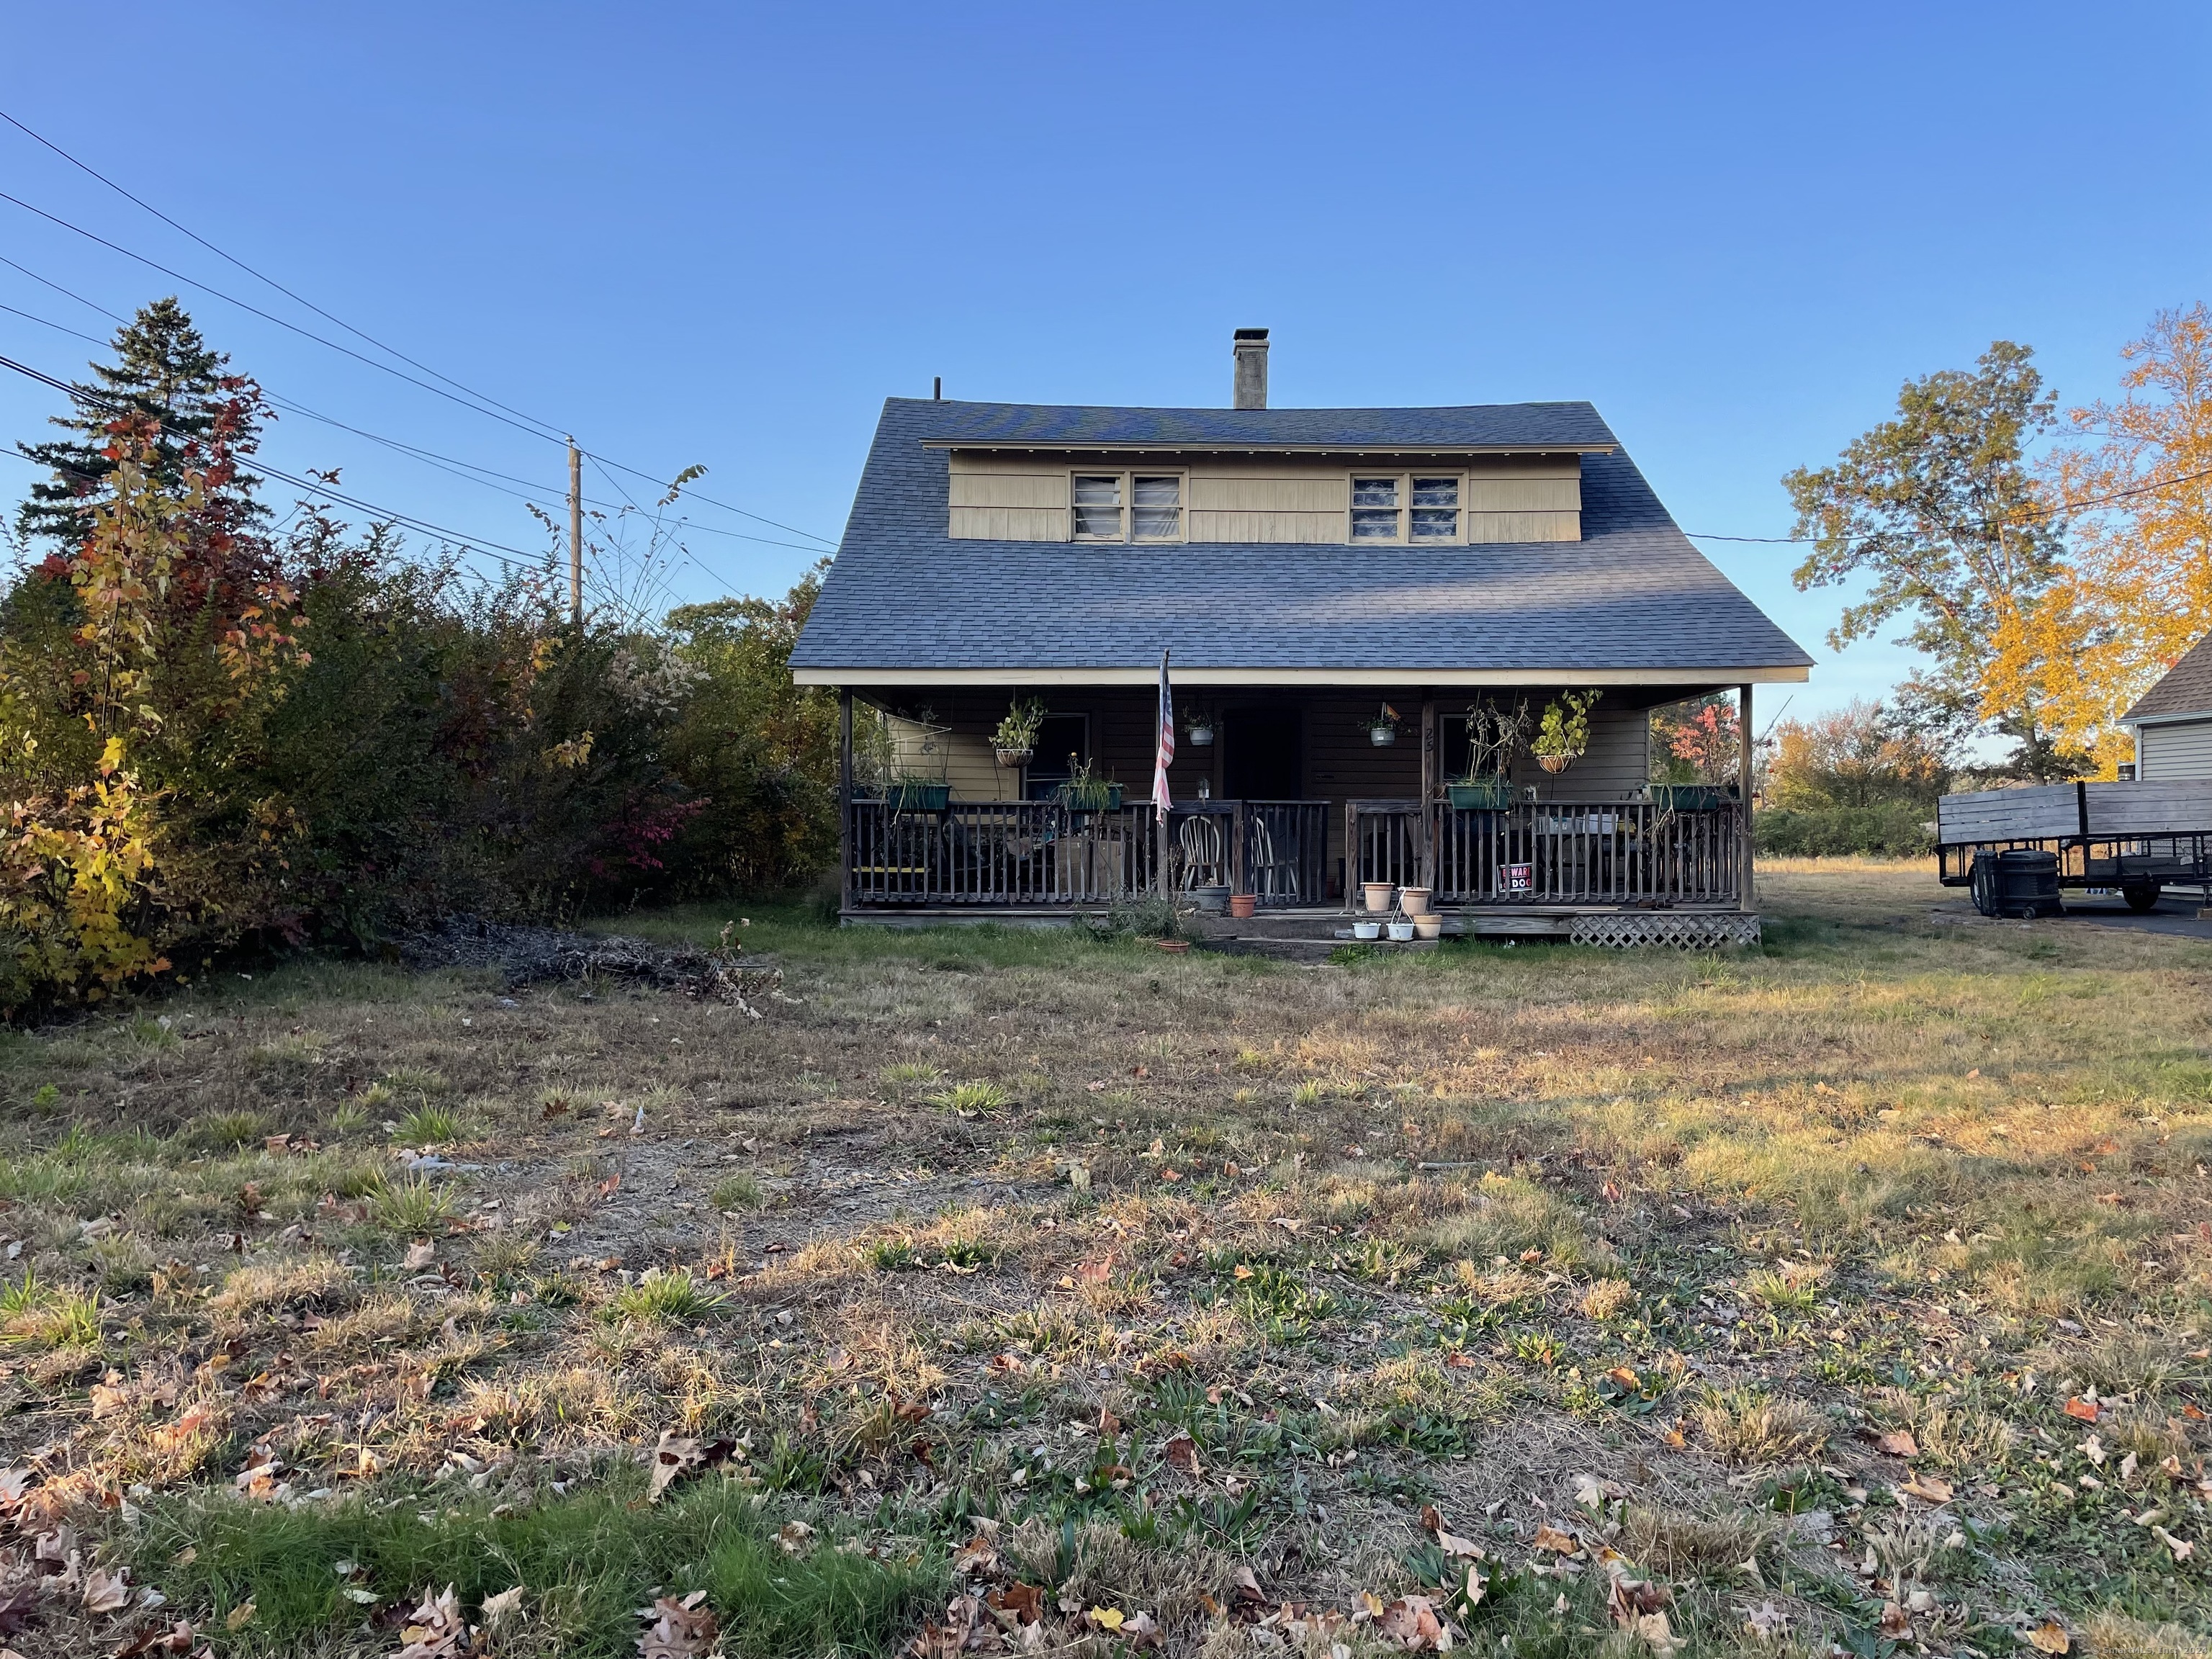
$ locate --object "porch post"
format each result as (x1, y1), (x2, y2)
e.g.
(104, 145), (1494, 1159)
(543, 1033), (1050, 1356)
(1419, 694), (1437, 890)
(838, 689), (853, 916)
(1737, 683), (1754, 911)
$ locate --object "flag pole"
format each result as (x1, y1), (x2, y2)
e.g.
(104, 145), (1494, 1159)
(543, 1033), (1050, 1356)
(1154, 649), (1172, 901)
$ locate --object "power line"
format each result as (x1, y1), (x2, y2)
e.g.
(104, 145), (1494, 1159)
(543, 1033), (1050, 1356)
(0, 348), (582, 585)
(1686, 463), (2212, 547)
(0, 106), (563, 441)
(0, 117), (841, 547)
(0, 186), (566, 444)
(0, 275), (832, 554)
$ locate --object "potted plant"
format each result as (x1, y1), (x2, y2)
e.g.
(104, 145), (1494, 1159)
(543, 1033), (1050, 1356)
(1368, 703), (1403, 747)
(889, 774), (951, 811)
(1184, 708), (1215, 747)
(1447, 698), (1532, 809)
(1054, 757), (1123, 814)
(993, 697), (1046, 770)
(1532, 691), (1601, 775)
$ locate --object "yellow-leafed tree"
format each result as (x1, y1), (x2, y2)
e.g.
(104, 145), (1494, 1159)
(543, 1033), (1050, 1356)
(1991, 305), (2212, 774)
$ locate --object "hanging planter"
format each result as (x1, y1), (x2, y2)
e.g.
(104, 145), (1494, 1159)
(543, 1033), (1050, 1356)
(1368, 702), (1403, 747)
(992, 698), (1046, 777)
(994, 747), (1033, 770)
(1186, 722), (1214, 747)
(1531, 691), (1600, 776)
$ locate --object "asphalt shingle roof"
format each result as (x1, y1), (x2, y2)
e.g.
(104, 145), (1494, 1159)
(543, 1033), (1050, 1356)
(790, 397), (1813, 675)
(2126, 631), (2212, 721)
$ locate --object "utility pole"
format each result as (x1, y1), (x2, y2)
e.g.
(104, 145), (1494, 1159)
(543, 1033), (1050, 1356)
(567, 438), (583, 628)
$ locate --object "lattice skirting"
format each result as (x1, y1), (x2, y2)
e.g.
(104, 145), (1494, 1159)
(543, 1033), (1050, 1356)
(1568, 912), (1761, 950)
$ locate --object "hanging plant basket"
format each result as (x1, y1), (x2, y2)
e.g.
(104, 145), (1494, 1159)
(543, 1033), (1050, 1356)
(1370, 724), (1398, 747)
(1186, 724), (1214, 747)
(995, 747), (1034, 770)
(1537, 754), (1574, 775)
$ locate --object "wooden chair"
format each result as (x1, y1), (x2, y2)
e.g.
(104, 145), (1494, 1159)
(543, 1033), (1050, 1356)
(1248, 817), (1301, 904)
(1177, 814), (1227, 890)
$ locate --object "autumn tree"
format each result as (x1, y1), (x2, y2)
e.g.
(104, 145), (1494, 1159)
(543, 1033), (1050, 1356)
(1765, 699), (1949, 810)
(1784, 341), (2080, 778)
(1986, 304), (2212, 773)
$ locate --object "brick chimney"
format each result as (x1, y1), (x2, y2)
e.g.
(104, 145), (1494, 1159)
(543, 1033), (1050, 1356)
(1232, 328), (1269, 410)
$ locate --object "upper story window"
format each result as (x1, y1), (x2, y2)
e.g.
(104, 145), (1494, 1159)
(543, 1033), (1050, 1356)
(1349, 473), (1463, 543)
(1071, 472), (1183, 542)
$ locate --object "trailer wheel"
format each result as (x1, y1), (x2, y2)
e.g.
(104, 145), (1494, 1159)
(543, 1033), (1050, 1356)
(2123, 880), (2160, 913)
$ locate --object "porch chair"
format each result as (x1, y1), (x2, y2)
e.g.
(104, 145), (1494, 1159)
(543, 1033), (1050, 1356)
(1246, 817), (1301, 905)
(1176, 814), (1227, 891)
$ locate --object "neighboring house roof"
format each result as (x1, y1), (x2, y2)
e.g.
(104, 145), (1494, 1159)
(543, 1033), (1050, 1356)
(790, 397), (1814, 685)
(2125, 630), (2212, 722)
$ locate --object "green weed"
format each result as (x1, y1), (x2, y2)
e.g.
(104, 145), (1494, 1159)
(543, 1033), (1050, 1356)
(926, 1081), (1009, 1113)
(605, 1269), (724, 1326)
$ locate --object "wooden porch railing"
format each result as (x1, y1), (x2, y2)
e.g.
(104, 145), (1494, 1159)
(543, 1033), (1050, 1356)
(847, 800), (1161, 907)
(1348, 799), (1743, 907)
(844, 799), (1332, 909)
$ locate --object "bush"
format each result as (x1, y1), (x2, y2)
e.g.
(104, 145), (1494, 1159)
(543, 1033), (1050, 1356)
(1755, 804), (1935, 858)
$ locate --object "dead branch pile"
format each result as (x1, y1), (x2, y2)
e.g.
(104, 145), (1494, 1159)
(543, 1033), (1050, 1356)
(402, 916), (780, 1009)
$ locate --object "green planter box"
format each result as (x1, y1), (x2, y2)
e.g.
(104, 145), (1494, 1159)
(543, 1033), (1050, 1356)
(888, 783), (952, 811)
(1056, 783), (1124, 811)
(1446, 780), (1516, 809)
(1651, 785), (1727, 811)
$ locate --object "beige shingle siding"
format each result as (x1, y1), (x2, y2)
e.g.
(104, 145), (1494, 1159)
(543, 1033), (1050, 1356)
(2140, 718), (2212, 780)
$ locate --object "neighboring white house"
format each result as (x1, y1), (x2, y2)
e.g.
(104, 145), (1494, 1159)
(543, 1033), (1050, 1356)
(2124, 631), (2212, 779)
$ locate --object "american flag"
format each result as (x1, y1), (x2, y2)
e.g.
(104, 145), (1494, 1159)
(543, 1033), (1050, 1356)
(1152, 649), (1174, 813)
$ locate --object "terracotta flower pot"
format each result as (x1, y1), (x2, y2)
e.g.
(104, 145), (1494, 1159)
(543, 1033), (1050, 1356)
(1362, 881), (1395, 913)
(1398, 886), (1433, 916)
(1228, 894), (1257, 920)
(1413, 916), (1442, 940)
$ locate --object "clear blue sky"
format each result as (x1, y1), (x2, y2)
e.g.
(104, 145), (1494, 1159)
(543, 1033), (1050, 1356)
(4, 1), (2208, 718)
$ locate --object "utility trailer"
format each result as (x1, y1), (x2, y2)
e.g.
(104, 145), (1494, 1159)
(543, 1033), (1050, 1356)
(1936, 781), (2212, 912)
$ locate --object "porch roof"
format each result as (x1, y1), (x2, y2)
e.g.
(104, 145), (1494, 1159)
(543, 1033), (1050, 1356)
(791, 397), (1813, 687)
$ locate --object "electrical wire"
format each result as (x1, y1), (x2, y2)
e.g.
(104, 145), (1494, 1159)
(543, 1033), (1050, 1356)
(0, 117), (841, 547)
(1686, 463), (2212, 546)
(0, 348), (582, 585)
(0, 274), (832, 554)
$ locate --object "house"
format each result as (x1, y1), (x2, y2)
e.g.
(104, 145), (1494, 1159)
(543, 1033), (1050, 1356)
(2122, 630), (2212, 780)
(789, 331), (1813, 940)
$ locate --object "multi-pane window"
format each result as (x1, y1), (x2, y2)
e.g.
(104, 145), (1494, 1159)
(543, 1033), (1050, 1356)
(1072, 475), (1123, 539)
(1348, 473), (1462, 542)
(1351, 477), (1400, 540)
(1071, 472), (1182, 541)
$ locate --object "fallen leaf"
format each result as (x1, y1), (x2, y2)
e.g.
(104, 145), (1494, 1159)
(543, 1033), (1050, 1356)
(2153, 1525), (2195, 1562)
(1120, 1609), (1162, 1649)
(480, 1585), (526, 1628)
(403, 1241), (436, 1271)
(1532, 1522), (1581, 1555)
(1088, 1606), (1125, 1632)
(1604, 1567), (1673, 1627)
(396, 1584), (470, 1659)
(82, 1565), (131, 1614)
(951, 1531), (999, 1575)
(1899, 1471), (1954, 1504)
(986, 1583), (1043, 1626)
(225, 1600), (257, 1632)
(1379, 1594), (1448, 1651)
(110, 1619), (199, 1657)
(2026, 1620), (2071, 1655)
(1876, 1430), (1918, 1457)
(775, 1520), (815, 1555)
(638, 1589), (719, 1659)
(1164, 1434), (1202, 1477)
(2063, 1397), (2100, 1424)
(1743, 1601), (1786, 1640)
(1421, 1505), (1485, 1559)
(1228, 1565), (1265, 1606)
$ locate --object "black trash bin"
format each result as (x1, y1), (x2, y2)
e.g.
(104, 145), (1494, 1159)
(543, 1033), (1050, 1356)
(1970, 848), (2064, 919)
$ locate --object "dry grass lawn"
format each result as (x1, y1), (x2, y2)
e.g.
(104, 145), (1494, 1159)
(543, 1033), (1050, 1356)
(0, 860), (2205, 1657)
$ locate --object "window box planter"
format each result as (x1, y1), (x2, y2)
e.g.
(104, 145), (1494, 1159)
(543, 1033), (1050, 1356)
(1446, 779), (1516, 810)
(888, 783), (951, 812)
(1055, 783), (1124, 812)
(1650, 784), (1727, 811)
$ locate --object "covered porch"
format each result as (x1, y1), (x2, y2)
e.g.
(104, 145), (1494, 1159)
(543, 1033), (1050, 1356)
(833, 680), (1757, 922)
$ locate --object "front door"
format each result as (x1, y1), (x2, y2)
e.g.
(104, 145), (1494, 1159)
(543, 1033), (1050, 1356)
(1223, 708), (1302, 800)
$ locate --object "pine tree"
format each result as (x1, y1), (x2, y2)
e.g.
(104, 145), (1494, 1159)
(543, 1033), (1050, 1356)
(13, 297), (266, 552)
